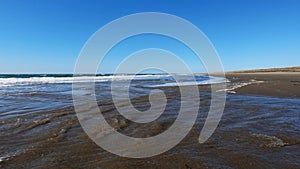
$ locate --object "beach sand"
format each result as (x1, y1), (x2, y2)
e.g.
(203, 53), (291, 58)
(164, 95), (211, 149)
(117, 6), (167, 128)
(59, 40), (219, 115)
(225, 72), (300, 98)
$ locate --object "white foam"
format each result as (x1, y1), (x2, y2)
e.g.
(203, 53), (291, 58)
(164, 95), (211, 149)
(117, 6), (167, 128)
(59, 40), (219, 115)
(0, 155), (8, 162)
(219, 79), (264, 94)
(146, 77), (228, 87)
(0, 150), (22, 162)
(0, 75), (229, 88)
(0, 75), (170, 87)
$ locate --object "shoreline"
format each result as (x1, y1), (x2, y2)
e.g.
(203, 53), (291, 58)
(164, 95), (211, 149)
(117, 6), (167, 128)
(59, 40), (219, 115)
(223, 72), (300, 98)
(1, 71), (299, 168)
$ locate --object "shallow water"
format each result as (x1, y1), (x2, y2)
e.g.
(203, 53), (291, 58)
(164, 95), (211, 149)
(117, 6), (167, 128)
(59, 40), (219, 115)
(0, 75), (299, 168)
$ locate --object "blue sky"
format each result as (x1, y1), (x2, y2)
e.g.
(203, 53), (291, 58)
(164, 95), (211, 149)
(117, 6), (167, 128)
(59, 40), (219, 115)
(0, 0), (299, 73)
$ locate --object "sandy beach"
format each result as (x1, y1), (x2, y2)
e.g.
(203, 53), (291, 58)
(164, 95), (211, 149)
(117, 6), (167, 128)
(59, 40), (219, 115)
(225, 72), (300, 98)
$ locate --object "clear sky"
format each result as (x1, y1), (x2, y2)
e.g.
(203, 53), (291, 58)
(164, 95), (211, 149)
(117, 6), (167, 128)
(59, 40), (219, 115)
(1, 0), (299, 73)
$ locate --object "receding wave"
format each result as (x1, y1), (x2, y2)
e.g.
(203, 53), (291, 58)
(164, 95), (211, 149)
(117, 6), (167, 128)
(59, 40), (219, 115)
(0, 74), (227, 87)
(0, 75), (167, 87)
(145, 76), (227, 87)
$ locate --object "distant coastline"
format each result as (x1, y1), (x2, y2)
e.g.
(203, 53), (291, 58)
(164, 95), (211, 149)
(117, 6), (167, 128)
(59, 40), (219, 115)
(228, 66), (300, 73)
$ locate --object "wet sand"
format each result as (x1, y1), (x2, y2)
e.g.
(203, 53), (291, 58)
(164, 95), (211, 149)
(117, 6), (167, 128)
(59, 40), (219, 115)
(225, 72), (300, 98)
